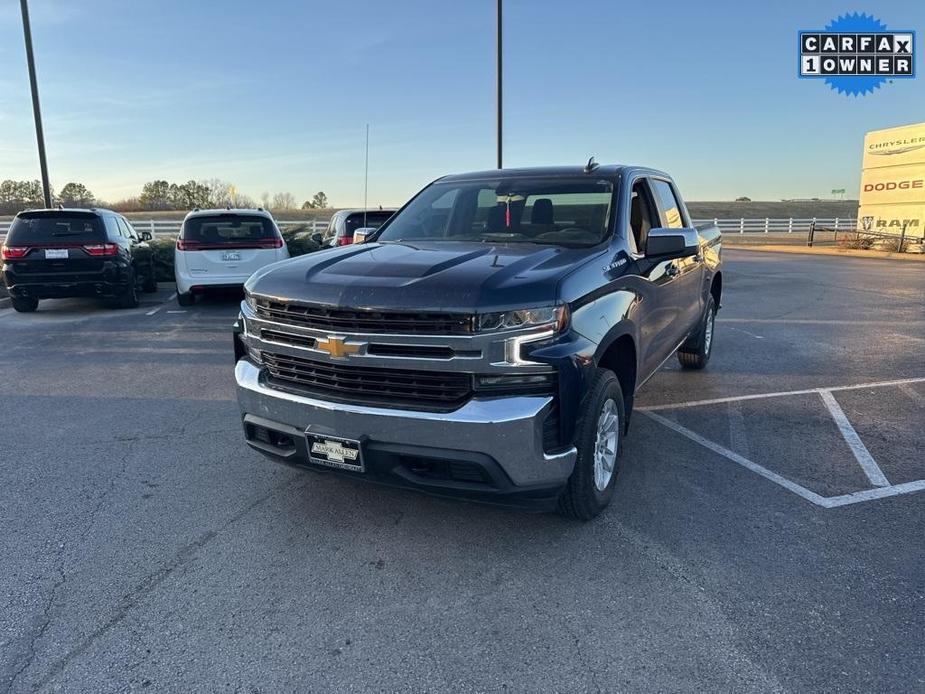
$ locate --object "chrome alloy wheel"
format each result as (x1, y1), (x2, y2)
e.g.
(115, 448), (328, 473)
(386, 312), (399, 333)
(593, 398), (620, 491)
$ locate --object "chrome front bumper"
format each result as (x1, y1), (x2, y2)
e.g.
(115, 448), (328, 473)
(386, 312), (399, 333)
(234, 359), (576, 488)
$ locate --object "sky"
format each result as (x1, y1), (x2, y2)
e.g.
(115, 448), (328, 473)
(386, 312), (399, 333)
(0, 0), (923, 207)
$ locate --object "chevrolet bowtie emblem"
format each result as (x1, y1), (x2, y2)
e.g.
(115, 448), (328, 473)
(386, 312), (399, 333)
(315, 336), (364, 359)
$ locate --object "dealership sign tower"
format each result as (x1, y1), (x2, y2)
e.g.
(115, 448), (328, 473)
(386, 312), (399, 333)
(859, 121), (925, 237)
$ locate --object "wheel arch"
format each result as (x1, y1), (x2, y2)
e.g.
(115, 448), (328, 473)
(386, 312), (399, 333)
(710, 271), (722, 309)
(594, 326), (638, 432)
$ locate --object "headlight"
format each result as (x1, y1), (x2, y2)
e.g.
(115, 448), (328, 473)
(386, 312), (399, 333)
(476, 306), (569, 333)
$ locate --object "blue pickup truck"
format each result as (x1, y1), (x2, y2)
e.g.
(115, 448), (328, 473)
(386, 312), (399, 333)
(233, 164), (722, 519)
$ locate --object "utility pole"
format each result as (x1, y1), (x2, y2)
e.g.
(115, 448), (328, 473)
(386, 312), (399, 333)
(20, 0), (52, 208)
(363, 123), (369, 228)
(496, 0), (503, 169)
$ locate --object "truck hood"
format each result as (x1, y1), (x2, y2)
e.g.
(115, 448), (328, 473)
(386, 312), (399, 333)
(246, 241), (602, 312)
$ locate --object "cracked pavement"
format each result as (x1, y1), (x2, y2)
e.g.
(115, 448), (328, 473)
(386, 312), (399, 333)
(0, 251), (923, 692)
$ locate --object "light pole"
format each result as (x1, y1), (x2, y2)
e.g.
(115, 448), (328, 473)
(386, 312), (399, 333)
(20, 0), (52, 208)
(496, 0), (502, 169)
(498, 0), (503, 169)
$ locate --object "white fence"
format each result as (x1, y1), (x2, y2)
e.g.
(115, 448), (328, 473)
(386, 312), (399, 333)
(0, 217), (849, 242)
(692, 218), (846, 234)
(0, 219), (329, 242)
(124, 219), (331, 238)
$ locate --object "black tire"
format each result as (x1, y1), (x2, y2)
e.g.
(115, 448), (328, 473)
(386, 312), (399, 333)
(11, 296), (39, 313)
(116, 270), (140, 309)
(177, 292), (195, 307)
(142, 261), (158, 293)
(678, 296), (716, 370)
(557, 368), (625, 521)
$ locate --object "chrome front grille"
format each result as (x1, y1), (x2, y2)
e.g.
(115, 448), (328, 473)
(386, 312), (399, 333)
(262, 351), (473, 410)
(255, 298), (473, 335)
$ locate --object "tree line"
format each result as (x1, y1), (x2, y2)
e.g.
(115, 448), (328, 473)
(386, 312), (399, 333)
(0, 180), (96, 215)
(0, 178), (329, 215)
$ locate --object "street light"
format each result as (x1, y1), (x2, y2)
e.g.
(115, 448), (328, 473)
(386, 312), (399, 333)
(20, 0), (52, 208)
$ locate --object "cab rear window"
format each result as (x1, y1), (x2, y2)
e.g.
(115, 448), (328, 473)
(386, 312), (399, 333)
(180, 215), (277, 244)
(7, 212), (105, 244)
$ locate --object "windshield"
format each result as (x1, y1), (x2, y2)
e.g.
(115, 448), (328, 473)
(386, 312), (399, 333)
(180, 214), (277, 244)
(375, 177), (614, 247)
(7, 212), (105, 244)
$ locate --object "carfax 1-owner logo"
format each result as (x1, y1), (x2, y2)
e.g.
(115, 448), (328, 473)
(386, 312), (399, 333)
(799, 13), (916, 95)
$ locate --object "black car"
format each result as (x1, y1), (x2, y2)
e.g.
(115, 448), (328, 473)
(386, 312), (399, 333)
(1, 208), (158, 312)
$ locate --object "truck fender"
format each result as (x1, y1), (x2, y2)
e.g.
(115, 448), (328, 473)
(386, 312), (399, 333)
(592, 320), (641, 432)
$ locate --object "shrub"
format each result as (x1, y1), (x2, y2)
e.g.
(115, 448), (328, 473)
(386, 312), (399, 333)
(280, 226), (323, 257)
(148, 237), (179, 281)
(870, 238), (908, 253)
(837, 235), (873, 250)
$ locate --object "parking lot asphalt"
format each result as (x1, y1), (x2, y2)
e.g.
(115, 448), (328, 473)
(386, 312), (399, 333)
(1, 249), (923, 693)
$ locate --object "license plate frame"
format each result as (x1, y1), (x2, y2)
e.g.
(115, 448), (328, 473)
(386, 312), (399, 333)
(44, 249), (69, 260)
(305, 433), (365, 473)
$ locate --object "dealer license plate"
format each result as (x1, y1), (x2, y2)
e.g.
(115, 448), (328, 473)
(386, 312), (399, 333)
(306, 434), (364, 472)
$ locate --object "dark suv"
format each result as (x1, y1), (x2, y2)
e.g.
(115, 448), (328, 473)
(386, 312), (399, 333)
(1, 208), (158, 312)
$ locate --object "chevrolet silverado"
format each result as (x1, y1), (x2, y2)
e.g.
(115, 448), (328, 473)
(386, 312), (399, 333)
(233, 165), (722, 519)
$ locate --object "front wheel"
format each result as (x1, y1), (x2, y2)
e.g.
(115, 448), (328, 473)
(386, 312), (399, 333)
(557, 369), (625, 521)
(678, 296), (716, 370)
(11, 296), (39, 313)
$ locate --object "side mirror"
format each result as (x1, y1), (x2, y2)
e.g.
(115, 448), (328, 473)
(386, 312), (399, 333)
(311, 232), (324, 245)
(352, 227), (377, 244)
(646, 228), (698, 259)
(140, 231), (153, 241)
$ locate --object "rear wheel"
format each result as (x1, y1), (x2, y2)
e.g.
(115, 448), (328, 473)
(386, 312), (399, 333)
(11, 296), (39, 313)
(116, 270), (140, 309)
(678, 296), (716, 370)
(142, 260), (158, 293)
(557, 368), (625, 521)
(177, 292), (195, 307)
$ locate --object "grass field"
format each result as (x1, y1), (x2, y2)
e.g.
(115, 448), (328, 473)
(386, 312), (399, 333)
(686, 200), (857, 219)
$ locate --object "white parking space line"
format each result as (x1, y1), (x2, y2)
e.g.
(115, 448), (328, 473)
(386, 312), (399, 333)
(719, 318), (925, 326)
(822, 480), (925, 508)
(641, 410), (925, 509)
(899, 383), (924, 406)
(146, 293), (177, 316)
(726, 326), (765, 339)
(639, 377), (925, 412)
(818, 390), (890, 487)
(640, 411), (830, 506)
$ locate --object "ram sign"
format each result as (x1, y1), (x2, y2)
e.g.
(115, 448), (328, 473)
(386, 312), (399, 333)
(858, 121), (925, 236)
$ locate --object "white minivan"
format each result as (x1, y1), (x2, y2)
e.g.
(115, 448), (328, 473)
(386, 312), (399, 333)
(174, 208), (289, 306)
